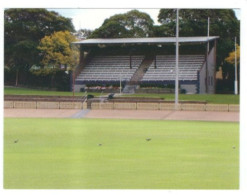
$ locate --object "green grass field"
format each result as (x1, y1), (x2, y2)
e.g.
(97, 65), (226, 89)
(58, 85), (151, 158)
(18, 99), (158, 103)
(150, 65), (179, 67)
(4, 118), (239, 189)
(4, 87), (239, 104)
(123, 93), (239, 104)
(4, 87), (105, 97)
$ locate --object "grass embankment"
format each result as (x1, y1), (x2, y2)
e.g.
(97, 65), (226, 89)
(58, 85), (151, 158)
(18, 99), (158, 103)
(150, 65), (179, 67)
(4, 87), (105, 97)
(123, 93), (239, 104)
(4, 87), (239, 104)
(4, 118), (239, 189)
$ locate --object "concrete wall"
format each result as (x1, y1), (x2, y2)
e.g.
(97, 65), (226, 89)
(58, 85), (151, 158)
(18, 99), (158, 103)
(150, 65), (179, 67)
(14, 101), (36, 109)
(114, 102), (137, 110)
(4, 101), (14, 108)
(90, 102), (238, 112)
(180, 84), (197, 94)
(91, 102), (114, 110)
(37, 102), (60, 109)
(4, 101), (83, 109)
(59, 102), (83, 109)
(229, 104), (240, 112)
(199, 45), (216, 94)
(205, 104), (229, 112)
(4, 100), (239, 112)
(74, 84), (85, 93)
(137, 102), (159, 110)
(207, 46), (216, 94)
(160, 103), (181, 110)
(199, 61), (206, 94)
(181, 103), (205, 111)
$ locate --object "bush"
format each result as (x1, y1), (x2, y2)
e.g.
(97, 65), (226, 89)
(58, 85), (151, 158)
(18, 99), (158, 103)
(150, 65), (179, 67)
(87, 94), (94, 99)
(180, 89), (187, 94)
(108, 93), (114, 99)
(26, 69), (71, 91)
(4, 67), (16, 85)
(216, 79), (234, 94)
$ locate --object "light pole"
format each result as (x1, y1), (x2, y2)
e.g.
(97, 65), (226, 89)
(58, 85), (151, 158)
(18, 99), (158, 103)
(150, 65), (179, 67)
(175, 9), (179, 109)
(120, 73), (122, 94)
(234, 37), (238, 95)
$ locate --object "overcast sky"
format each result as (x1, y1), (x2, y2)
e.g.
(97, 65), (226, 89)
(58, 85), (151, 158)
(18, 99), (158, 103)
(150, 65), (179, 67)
(48, 8), (241, 31)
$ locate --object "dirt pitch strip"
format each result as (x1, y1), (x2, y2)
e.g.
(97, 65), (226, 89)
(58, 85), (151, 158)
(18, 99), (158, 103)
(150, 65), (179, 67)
(4, 109), (239, 122)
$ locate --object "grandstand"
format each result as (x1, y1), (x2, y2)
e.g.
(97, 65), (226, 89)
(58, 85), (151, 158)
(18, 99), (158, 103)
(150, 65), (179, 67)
(73, 37), (219, 94)
(76, 55), (144, 82)
(142, 55), (205, 81)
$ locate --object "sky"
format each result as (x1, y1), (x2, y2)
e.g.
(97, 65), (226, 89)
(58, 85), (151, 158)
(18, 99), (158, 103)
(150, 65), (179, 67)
(48, 8), (241, 31)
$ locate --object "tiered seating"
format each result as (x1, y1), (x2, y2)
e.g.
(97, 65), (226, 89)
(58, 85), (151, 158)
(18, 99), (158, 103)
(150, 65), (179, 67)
(142, 55), (205, 81)
(76, 55), (144, 82)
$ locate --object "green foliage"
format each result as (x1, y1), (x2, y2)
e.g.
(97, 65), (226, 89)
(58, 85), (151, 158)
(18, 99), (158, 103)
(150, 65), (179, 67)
(4, 67), (16, 85)
(37, 31), (79, 70)
(28, 69), (71, 91)
(157, 9), (239, 37)
(87, 94), (95, 99)
(90, 10), (154, 38)
(4, 8), (75, 85)
(223, 44), (240, 88)
(157, 9), (240, 80)
(4, 118), (239, 189)
(4, 70), (71, 91)
(225, 44), (240, 65)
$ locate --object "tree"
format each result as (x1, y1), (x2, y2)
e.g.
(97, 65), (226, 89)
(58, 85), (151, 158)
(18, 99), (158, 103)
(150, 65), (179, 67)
(157, 9), (239, 37)
(157, 9), (240, 83)
(74, 29), (93, 40)
(90, 10), (154, 38)
(37, 31), (79, 71)
(4, 8), (75, 86)
(225, 44), (240, 65)
(224, 44), (240, 85)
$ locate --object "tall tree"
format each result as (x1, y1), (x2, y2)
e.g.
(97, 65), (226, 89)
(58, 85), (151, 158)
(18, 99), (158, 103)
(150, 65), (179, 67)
(4, 8), (75, 86)
(225, 44), (240, 65)
(37, 31), (79, 71)
(157, 9), (239, 37)
(157, 9), (240, 82)
(224, 44), (240, 81)
(90, 10), (154, 38)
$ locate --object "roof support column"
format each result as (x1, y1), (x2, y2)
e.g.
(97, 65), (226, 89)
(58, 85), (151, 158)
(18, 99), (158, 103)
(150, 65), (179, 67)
(206, 17), (210, 93)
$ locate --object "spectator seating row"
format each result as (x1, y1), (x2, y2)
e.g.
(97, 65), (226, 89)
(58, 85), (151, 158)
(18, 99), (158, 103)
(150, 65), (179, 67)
(76, 55), (205, 83)
(76, 55), (144, 82)
(142, 55), (205, 81)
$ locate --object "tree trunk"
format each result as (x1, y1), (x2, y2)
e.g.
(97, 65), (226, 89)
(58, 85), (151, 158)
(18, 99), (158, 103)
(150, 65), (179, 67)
(15, 70), (19, 86)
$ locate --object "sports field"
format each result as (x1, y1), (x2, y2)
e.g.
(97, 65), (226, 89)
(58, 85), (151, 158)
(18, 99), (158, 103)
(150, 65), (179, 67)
(4, 118), (239, 189)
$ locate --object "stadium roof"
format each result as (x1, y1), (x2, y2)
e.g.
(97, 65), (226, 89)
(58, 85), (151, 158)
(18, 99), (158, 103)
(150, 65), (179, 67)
(73, 36), (219, 45)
